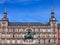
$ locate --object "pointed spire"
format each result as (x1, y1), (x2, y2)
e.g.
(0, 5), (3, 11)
(2, 0), (8, 21)
(50, 6), (56, 21)
(51, 6), (54, 18)
(4, 5), (7, 14)
(3, 5), (7, 19)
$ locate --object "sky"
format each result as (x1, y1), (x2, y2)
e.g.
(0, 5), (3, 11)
(0, 0), (60, 23)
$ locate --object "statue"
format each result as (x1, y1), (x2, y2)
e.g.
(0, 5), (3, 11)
(24, 29), (35, 40)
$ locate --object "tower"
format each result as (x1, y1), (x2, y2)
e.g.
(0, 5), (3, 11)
(2, 2), (8, 21)
(1, 2), (8, 27)
(50, 6), (56, 22)
(49, 6), (57, 27)
(49, 6), (58, 45)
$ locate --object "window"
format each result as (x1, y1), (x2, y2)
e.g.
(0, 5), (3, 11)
(48, 34), (51, 38)
(2, 40), (5, 43)
(2, 29), (4, 32)
(44, 34), (46, 38)
(17, 40), (20, 44)
(40, 39), (44, 44)
(22, 34), (25, 38)
(12, 40), (15, 44)
(33, 39), (39, 43)
(15, 29), (18, 32)
(48, 34), (54, 38)
(40, 29), (43, 32)
(51, 29), (53, 32)
(2, 34), (5, 38)
(50, 39), (54, 43)
(7, 40), (10, 44)
(20, 29), (23, 32)
(35, 34), (39, 38)
(55, 40), (57, 44)
(23, 29), (25, 32)
(6, 34), (10, 38)
(25, 39), (33, 42)
(49, 40), (50, 43)
(5, 29), (8, 32)
(35, 29), (39, 32)
(40, 34), (43, 38)
(19, 34), (22, 38)
(53, 29), (56, 32)
(13, 34), (14, 38)
(52, 34), (54, 38)
(51, 23), (55, 27)
(13, 29), (15, 32)
(18, 29), (20, 32)
(16, 34), (19, 38)
(14, 34), (17, 38)
(8, 29), (13, 32)
(54, 34), (57, 38)
(34, 35), (36, 38)
(47, 29), (51, 32)
(45, 39), (48, 44)
(43, 29), (46, 32)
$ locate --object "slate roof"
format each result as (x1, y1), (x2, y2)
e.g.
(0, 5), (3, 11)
(8, 22), (50, 26)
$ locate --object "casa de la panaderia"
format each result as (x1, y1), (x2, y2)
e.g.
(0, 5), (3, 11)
(0, 5), (60, 45)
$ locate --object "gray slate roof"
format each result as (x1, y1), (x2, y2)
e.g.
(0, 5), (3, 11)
(8, 22), (50, 26)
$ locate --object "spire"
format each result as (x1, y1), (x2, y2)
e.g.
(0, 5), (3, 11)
(3, 5), (7, 19)
(51, 6), (55, 18)
(50, 6), (56, 21)
(2, 1), (8, 21)
(4, 5), (7, 14)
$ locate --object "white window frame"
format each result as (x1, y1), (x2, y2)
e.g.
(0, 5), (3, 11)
(40, 39), (44, 44)
(47, 29), (51, 32)
(43, 29), (46, 32)
(7, 40), (10, 44)
(12, 40), (15, 44)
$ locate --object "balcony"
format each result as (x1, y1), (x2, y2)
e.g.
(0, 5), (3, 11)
(0, 40), (39, 45)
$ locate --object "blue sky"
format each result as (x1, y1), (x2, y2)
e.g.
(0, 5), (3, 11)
(0, 0), (60, 23)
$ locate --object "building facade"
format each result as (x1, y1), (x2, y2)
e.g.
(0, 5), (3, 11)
(0, 7), (59, 45)
(58, 25), (60, 45)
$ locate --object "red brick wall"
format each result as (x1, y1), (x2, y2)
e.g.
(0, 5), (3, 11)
(58, 28), (60, 44)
